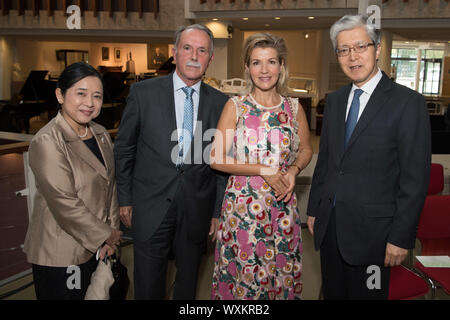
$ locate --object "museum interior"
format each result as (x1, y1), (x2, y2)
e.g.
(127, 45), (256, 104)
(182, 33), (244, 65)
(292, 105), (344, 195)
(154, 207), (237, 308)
(0, 0), (449, 300)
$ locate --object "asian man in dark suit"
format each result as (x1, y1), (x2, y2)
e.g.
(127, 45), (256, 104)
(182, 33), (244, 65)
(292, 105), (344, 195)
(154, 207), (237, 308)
(114, 24), (229, 299)
(306, 15), (431, 299)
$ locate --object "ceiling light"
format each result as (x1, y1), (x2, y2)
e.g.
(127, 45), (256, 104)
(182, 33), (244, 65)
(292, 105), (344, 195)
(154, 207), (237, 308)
(212, 18), (218, 21)
(308, 16), (315, 20)
(265, 24), (270, 27)
(274, 17), (281, 20)
(305, 34), (309, 39)
(243, 17), (249, 21)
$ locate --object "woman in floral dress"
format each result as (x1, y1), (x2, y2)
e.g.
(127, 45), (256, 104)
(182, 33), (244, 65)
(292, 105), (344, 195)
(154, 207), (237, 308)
(210, 33), (313, 300)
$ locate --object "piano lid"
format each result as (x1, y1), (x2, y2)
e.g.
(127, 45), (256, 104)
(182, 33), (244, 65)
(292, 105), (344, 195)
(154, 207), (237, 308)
(20, 70), (51, 101)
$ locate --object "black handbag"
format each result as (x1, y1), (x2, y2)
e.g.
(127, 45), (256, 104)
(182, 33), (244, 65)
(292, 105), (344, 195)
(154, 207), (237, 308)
(108, 253), (130, 300)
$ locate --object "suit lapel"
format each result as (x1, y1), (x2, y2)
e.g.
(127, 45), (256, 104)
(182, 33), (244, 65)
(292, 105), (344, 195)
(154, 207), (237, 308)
(91, 123), (113, 173)
(56, 112), (107, 180)
(186, 81), (208, 165)
(196, 82), (208, 138)
(337, 84), (352, 161)
(159, 74), (178, 156)
(344, 73), (392, 152)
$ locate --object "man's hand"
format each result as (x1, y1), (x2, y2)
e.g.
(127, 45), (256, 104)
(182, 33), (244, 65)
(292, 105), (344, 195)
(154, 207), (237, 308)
(307, 216), (315, 236)
(209, 218), (220, 242)
(120, 206), (133, 228)
(384, 242), (408, 267)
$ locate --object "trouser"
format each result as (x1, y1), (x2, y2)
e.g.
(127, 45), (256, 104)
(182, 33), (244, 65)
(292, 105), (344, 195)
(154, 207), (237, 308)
(133, 188), (205, 300)
(320, 208), (390, 300)
(32, 254), (97, 300)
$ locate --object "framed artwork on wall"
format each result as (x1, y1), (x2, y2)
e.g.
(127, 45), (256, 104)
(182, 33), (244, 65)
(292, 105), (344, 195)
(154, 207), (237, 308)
(102, 47), (109, 61)
(147, 44), (169, 69)
(114, 48), (121, 61)
(56, 50), (65, 61)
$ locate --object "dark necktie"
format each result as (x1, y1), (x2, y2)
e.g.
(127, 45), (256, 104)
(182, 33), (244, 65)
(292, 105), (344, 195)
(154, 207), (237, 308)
(344, 89), (364, 148)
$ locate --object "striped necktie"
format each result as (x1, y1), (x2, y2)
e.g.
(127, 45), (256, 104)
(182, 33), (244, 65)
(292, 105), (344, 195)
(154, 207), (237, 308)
(178, 86), (194, 165)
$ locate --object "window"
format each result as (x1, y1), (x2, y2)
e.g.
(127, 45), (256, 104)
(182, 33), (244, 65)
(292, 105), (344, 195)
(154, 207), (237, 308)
(391, 48), (418, 90)
(420, 50), (444, 95)
(391, 47), (444, 95)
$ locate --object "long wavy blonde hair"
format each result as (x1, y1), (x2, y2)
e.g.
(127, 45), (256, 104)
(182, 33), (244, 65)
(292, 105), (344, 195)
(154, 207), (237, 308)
(242, 33), (289, 95)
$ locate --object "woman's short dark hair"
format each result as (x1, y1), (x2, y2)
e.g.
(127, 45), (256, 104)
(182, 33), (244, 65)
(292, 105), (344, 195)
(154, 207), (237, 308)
(57, 62), (104, 96)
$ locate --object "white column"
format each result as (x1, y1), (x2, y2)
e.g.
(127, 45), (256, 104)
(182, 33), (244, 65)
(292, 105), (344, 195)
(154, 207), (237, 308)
(415, 49), (422, 92)
(378, 30), (393, 77)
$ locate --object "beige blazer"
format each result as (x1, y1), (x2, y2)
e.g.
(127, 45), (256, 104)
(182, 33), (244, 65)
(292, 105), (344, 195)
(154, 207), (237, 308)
(23, 112), (120, 267)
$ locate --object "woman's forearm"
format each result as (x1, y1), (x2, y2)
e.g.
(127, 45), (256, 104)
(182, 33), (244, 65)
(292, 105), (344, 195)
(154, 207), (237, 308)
(293, 147), (313, 173)
(211, 156), (276, 177)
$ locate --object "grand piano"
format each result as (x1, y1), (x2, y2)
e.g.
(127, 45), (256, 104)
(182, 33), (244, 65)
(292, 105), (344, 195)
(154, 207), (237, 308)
(15, 70), (58, 133)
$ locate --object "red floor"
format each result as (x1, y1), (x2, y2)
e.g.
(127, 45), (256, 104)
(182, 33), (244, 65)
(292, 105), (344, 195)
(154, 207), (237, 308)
(0, 153), (31, 283)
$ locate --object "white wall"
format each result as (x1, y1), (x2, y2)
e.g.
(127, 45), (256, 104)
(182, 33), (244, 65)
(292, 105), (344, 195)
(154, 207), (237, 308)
(205, 38), (228, 81)
(12, 38), (228, 85)
(88, 42), (169, 74)
(14, 39), (90, 80)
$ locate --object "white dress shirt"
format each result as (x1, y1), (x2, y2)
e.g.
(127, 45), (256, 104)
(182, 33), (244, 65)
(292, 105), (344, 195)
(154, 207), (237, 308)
(345, 68), (383, 122)
(173, 71), (201, 142)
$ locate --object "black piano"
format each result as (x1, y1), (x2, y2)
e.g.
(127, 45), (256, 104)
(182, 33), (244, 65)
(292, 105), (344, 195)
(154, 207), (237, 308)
(15, 70), (57, 133)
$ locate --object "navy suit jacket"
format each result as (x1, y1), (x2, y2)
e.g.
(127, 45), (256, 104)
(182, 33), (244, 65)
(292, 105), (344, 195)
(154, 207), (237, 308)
(307, 72), (431, 265)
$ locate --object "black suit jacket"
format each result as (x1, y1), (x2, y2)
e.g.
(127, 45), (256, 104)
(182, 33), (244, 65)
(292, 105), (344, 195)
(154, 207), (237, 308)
(114, 74), (229, 243)
(307, 72), (431, 266)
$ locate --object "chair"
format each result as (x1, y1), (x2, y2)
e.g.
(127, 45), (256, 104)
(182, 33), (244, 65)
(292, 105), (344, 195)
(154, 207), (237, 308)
(220, 78), (246, 94)
(413, 195), (450, 299)
(316, 265), (429, 300)
(388, 265), (430, 300)
(428, 163), (444, 195)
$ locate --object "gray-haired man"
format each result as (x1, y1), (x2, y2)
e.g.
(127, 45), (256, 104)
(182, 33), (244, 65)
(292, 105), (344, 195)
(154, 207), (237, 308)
(114, 24), (228, 299)
(307, 15), (431, 299)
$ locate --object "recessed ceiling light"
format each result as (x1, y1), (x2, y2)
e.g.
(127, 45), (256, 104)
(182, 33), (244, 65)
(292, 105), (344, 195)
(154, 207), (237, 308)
(308, 16), (315, 20)
(243, 17), (249, 21)
(274, 17), (281, 20)
(305, 34), (309, 39)
(212, 18), (218, 21)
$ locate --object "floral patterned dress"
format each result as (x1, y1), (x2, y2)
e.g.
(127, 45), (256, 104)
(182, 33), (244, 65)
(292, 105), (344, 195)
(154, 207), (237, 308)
(211, 94), (303, 300)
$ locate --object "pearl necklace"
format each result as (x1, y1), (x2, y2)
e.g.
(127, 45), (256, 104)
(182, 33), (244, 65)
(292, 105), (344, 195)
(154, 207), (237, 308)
(78, 126), (88, 138)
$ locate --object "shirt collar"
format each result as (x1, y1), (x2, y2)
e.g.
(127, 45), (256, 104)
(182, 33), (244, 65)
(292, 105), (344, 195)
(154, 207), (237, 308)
(173, 71), (201, 94)
(351, 68), (382, 96)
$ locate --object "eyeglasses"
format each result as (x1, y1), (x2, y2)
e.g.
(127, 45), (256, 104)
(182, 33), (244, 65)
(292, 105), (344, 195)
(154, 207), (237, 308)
(336, 42), (375, 57)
